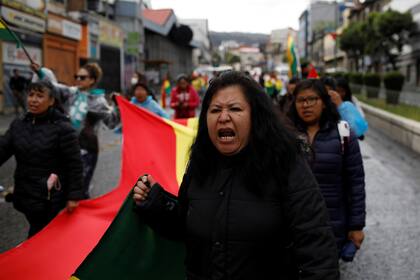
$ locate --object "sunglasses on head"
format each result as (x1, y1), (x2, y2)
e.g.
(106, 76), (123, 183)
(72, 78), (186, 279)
(74, 75), (89, 81)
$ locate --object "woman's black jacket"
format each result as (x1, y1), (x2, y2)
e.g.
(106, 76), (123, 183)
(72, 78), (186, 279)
(0, 108), (85, 213)
(308, 121), (366, 249)
(138, 153), (339, 280)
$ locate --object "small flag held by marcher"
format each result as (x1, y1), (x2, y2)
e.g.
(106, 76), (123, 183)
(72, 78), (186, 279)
(0, 18), (21, 47)
(0, 17), (34, 64)
(286, 34), (300, 78)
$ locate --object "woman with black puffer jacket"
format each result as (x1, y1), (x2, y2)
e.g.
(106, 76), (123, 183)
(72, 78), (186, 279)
(0, 81), (85, 238)
(288, 79), (366, 261)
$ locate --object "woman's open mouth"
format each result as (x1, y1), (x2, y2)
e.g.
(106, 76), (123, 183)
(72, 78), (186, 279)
(217, 128), (236, 142)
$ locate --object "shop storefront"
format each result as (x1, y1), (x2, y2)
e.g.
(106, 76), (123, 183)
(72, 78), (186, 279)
(0, 4), (45, 112)
(79, 19), (100, 64)
(44, 13), (81, 85)
(98, 19), (124, 92)
(124, 32), (140, 91)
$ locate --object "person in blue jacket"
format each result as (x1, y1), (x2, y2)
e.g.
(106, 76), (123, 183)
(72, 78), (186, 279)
(322, 77), (368, 139)
(131, 82), (169, 119)
(288, 79), (366, 259)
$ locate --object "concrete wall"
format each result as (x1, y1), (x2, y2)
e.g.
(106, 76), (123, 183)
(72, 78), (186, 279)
(360, 102), (420, 154)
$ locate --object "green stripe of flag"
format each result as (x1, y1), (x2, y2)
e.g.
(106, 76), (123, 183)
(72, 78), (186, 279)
(287, 37), (298, 77)
(71, 191), (186, 280)
(0, 20), (22, 47)
(290, 44), (298, 76)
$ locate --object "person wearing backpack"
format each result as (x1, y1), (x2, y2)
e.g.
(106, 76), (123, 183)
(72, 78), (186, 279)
(288, 79), (366, 261)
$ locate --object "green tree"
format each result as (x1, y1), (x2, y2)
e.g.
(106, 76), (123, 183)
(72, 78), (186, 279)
(211, 51), (221, 67)
(339, 21), (366, 71)
(225, 52), (241, 65)
(363, 13), (383, 72)
(374, 10), (416, 70)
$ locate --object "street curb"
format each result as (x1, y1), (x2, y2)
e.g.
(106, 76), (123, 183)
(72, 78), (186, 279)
(360, 101), (420, 155)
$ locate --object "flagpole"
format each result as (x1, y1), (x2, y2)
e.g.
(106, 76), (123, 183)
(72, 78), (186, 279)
(0, 17), (35, 64)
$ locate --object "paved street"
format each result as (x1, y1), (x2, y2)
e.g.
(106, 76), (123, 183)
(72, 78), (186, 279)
(1, 120), (420, 279)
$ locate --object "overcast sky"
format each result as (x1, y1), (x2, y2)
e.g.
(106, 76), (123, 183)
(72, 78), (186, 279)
(151, 0), (313, 34)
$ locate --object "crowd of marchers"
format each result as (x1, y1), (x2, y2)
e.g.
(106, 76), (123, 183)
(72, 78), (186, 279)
(1, 63), (367, 279)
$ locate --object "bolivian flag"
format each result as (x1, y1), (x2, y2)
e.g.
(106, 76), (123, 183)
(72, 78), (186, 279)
(286, 34), (299, 78)
(0, 18), (21, 47)
(0, 97), (195, 279)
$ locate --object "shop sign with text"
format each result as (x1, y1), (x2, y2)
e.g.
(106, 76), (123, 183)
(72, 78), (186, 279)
(99, 20), (124, 48)
(2, 41), (42, 65)
(1, 6), (46, 32)
(47, 13), (81, 40)
(0, 0), (46, 18)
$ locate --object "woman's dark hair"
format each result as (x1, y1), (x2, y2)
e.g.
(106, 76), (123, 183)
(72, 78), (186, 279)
(189, 71), (298, 192)
(27, 81), (65, 113)
(336, 77), (353, 102)
(288, 77), (300, 85)
(81, 63), (102, 86)
(288, 79), (340, 129)
(176, 74), (189, 84)
(134, 71), (147, 84)
(321, 76), (337, 91)
(28, 81), (55, 98)
(131, 82), (157, 101)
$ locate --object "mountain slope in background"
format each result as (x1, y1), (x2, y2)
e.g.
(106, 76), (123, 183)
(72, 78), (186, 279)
(210, 31), (269, 47)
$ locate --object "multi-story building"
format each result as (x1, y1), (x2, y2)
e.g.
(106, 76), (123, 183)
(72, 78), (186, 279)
(298, 10), (309, 61)
(0, 0), (142, 113)
(0, 0), (47, 113)
(348, 0), (389, 23)
(179, 19), (212, 67)
(234, 46), (265, 70)
(306, 1), (339, 71)
(324, 2), (354, 72)
(115, 0), (146, 89)
(297, 0), (355, 72)
(266, 28), (296, 71)
(0, 0), (87, 111)
(142, 8), (194, 90)
(67, 0), (126, 92)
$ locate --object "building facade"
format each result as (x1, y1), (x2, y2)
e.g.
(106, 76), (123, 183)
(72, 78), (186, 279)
(143, 8), (194, 90)
(0, 0), (131, 112)
(115, 0), (145, 90)
(179, 18), (211, 67)
(385, 0), (420, 88)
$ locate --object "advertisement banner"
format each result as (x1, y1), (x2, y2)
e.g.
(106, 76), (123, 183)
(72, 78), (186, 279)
(126, 32), (140, 55)
(0, 0), (46, 18)
(99, 19), (124, 48)
(1, 6), (46, 32)
(47, 13), (81, 40)
(2, 41), (42, 65)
